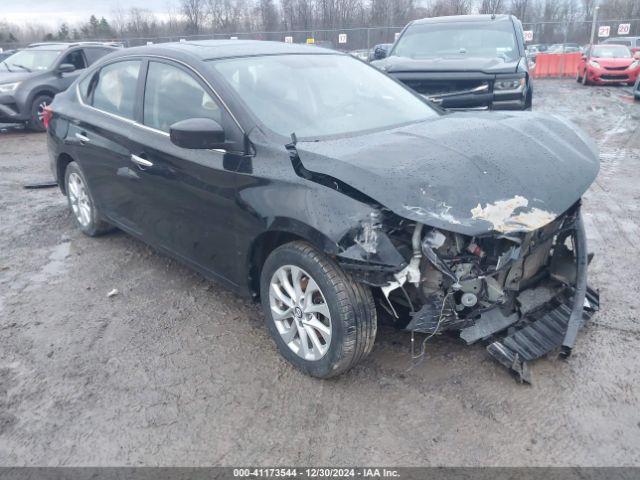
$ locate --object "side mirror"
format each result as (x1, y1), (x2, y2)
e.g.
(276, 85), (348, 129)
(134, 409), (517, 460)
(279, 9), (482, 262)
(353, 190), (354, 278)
(374, 47), (388, 60)
(58, 63), (76, 73)
(170, 118), (226, 150)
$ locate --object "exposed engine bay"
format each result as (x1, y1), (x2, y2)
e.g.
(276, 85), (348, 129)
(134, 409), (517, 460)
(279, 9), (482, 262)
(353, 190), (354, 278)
(337, 203), (599, 383)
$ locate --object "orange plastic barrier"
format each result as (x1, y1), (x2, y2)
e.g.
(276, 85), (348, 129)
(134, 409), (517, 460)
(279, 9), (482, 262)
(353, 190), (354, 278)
(531, 52), (582, 78)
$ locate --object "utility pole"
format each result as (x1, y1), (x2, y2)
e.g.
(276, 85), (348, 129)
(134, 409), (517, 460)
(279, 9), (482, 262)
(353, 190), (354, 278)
(589, 0), (600, 46)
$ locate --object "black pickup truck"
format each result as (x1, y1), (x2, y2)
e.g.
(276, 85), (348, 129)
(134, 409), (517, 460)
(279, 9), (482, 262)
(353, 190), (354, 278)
(372, 14), (533, 111)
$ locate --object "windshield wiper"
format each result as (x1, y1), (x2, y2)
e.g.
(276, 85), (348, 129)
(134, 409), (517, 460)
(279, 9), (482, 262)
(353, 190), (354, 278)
(11, 64), (32, 72)
(1, 61), (12, 72)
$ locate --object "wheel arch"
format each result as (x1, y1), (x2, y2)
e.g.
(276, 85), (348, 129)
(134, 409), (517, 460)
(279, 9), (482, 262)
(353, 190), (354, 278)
(56, 152), (76, 194)
(247, 220), (341, 300)
(26, 88), (58, 110)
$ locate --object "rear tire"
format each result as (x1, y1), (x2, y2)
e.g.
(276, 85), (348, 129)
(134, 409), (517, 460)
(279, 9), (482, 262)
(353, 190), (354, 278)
(260, 241), (377, 378)
(64, 162), (114, 237)
(27, 94), (53, 132)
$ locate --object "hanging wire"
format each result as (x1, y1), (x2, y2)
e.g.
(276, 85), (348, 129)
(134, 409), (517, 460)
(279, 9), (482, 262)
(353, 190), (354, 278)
(407, 292), (453, 371)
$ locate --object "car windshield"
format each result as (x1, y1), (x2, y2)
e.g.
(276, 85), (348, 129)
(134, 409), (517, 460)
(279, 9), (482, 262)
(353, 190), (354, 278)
(392, 21), (519, 62)
(0, 49), (61, 72)
(592, 45), (632, 58)
(210, 54), (437, 139)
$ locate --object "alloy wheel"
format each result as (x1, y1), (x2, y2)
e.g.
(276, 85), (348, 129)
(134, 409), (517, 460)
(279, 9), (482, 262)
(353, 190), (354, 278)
(67, 172), (92, 227)
(36, 100), (50, 123)
(269, 265), (332, 361)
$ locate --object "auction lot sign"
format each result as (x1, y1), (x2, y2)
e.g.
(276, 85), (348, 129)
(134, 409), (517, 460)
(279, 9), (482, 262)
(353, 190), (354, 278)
(598, 25), (611, 37)
(618, 23), (631, 35)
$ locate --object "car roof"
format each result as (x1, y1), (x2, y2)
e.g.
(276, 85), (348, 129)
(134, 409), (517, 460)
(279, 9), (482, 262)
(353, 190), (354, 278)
(118, 39), (339, 62)
(411, 14), (512, 25)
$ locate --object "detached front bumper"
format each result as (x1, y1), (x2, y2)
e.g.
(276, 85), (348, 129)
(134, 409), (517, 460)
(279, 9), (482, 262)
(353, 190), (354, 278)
(468, 211), (597, 383)
(486, 286), (599, 383)
(371, 206), (598, 383)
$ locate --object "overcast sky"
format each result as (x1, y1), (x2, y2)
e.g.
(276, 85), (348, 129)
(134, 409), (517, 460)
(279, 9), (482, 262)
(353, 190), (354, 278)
(1, 0), (176, 27)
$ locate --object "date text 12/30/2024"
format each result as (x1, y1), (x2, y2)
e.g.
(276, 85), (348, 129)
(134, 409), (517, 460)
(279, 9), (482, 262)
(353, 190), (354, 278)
(233, 468), (401, 478)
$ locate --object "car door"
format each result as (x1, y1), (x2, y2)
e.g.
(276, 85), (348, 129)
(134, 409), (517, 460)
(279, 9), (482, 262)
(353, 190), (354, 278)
(126, 59), (248, 284)
(69, 58), (145, 234)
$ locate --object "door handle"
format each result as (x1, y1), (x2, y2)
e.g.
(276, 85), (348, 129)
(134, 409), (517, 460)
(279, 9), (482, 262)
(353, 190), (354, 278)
(131, 154), (153, 169)
(75, 132), (90, 143)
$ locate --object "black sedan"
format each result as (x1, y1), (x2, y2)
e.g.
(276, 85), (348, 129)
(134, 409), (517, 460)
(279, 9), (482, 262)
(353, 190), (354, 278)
(46, 40), (599, 381)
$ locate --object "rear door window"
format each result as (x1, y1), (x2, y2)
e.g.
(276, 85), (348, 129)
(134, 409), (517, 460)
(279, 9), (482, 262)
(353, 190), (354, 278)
(143, 61), (222, 133)
(85, 60), (141, 120)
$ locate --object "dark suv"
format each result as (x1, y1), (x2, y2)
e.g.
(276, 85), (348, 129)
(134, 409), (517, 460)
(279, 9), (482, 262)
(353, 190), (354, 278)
(372, 15), (533, 110)
(0, 42), (117, 131)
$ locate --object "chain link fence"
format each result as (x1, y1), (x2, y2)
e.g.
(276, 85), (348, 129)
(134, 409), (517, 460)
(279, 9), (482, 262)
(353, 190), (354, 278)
(112, 26), (405, 54)
(522, 19), (640, 50)
(2, 19), (640, 56)
(0, 26), (405, 55)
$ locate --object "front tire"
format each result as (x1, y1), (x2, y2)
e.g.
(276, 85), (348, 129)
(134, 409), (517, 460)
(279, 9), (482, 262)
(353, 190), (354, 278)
(64, 162), (114, 236)
(260, 241), (377, 378)
(28, 94), (53, 132)
(582, 71), (589, 86)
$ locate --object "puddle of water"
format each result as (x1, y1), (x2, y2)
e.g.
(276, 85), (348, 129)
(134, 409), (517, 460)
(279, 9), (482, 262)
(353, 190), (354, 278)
(24, 242), (71, 291)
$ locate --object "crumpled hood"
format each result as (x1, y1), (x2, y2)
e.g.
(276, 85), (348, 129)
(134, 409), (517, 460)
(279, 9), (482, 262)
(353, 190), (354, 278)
(374, 55), (519, 74)
(296, 112), (599, 236)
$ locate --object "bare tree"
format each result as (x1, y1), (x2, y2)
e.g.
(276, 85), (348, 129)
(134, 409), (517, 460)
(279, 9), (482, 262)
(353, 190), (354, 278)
(424, 0), (473, 17)
(207, 0), (250, 33)
(182, 0), (207, 33)
(258, 0), (280, 31)
(509, 0), (529, 22)
(479, 0), (505, 14)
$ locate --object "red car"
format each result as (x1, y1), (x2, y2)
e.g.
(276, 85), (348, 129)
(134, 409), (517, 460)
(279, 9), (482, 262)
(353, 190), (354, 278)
(577, 44), (640, 86)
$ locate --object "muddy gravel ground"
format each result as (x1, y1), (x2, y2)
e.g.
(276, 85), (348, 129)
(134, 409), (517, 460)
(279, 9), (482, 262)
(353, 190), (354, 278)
(1, 79), (639, 467)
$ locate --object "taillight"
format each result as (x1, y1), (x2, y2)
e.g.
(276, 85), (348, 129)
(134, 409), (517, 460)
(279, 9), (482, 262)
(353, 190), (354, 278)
(42, 106), (53, 130)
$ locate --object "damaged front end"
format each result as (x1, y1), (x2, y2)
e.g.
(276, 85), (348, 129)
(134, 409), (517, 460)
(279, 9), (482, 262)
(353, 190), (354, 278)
(337, 203), (599, 383)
